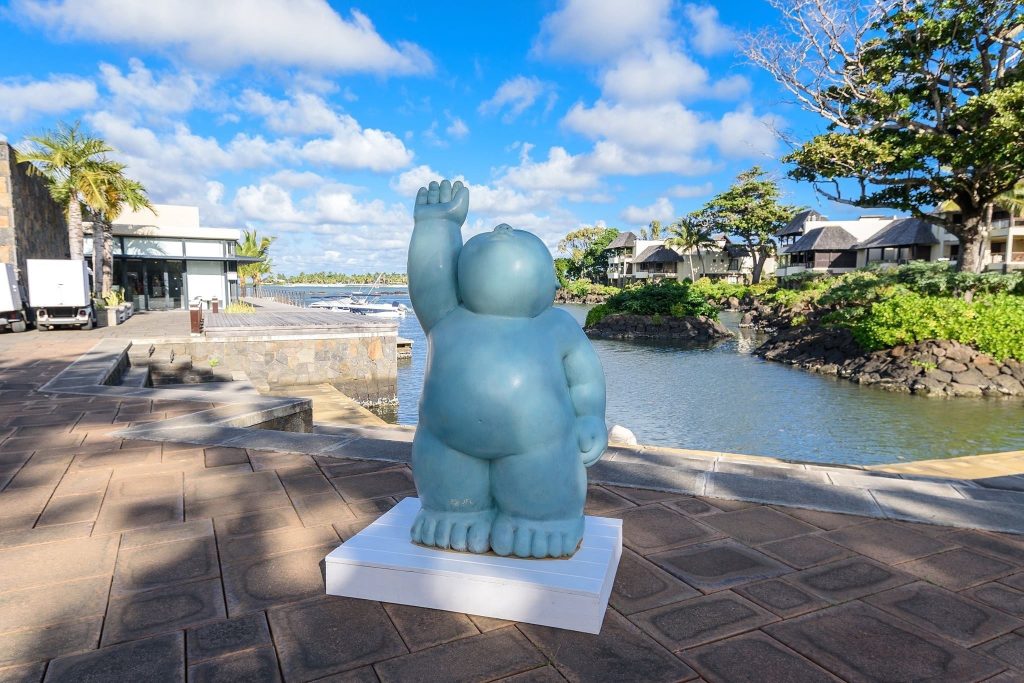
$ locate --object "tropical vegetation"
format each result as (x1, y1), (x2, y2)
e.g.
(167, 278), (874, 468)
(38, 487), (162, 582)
(267, 271), (407, 285)
(556, 226), (620, 283)
(585, 280), (720, 327)
(236, 229), (275, 295)
(664, 210), (717, 280)
(748, 0), (1024, 272)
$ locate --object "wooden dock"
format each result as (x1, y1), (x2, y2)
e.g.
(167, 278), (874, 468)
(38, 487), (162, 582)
(204, 310), (396, 338)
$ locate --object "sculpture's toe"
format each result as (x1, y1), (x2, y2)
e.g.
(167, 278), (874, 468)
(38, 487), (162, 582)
(490, 516), (514, 556)
(531, 532), (549, 559)
(467, 519), (491, 554)
(434, 519), (452, 549)
(513, 527), (533, 558)
(449, 521), (469, 551)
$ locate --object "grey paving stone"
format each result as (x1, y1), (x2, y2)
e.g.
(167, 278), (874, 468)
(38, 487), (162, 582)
(766, 602), (1004, 683)
(102, 577), (226, 645)
(704, 472), (883, 516)
(382, 603), (479, 652)
(204, 447), (250, 468)
(609, 549), (701, 615)
(604, 484), (687, 505)
(43, 631), (184, 683)
(218, 525), (338, 566)
(186, 470), (283, 503)
(872, 489), (1024, 534)
(520, 610), (697, 682)
(822, 519), (956, 565)
(0, 575), (112, 632)
(662, 497), (720, 516)
(214, 506), (303, 538)
(0, 661), (46, 683)
(630, 591), (778, 651)
(963, 582), (1024, 619)
(93, 495), (184, 534)
(112, 536), (220, 595)
(975, 632), (1024, 670)
(0, 534), (119, 592)
(584, 485), (636, 516)
(865, 581), (1023, 648)
(374, 627), (544, 683)
(187, 612), (272, 663)
(330, 467), (416, 502)
(348, 497), (397, 519)
(589, 460), (705, 496)
(0, 486), (58, 521)
(279, 472), (336, 498)
(758, 535), (853, 569)
(36, 492), (104, 526)
(617, 505), (719, 554)
(682, 631), (840, 683)
(734, 579), (829, 619)
(51, 468), (112, 497)
(702, 507), (819, 546)
(495, 666), (566, 682)
(119, 519), (214, 550)
(647, 540), (791, 593)
(269, 596), (407, 681)
(223, 543), (336, 615)
(901, 548), (1017, 590)
(0, 522), (94, 550)
(291, 492), (357, 527)
(716, 461), (829, 483)
(105, 471), (183, 502)
(319, 459), (398, 479)
(792, 550), (918, 600)
(186, 489), (294, 519)
(311, 666), (380, 682)
(467, 614), (515, 633)
(0, 618), (101, 669)
(188, 646), (281, 683)
(950, 529), (1024, 565)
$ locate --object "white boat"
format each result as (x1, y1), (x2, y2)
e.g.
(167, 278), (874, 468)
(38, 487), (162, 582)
(309, 296), (408, 318)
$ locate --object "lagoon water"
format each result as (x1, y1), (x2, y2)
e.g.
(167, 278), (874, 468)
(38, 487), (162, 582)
(269, 285), (1024, 466)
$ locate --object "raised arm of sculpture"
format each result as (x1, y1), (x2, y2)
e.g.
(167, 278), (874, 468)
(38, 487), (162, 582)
(407, 179), (468, 333)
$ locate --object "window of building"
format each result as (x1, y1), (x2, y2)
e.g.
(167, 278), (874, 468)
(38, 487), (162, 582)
(124, 238), (184, 257)
(185, 240), (225, 257)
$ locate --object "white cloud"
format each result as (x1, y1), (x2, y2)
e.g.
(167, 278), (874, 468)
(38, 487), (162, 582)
(684, 4), (736, 56)
(238, 90), (413, 171)
(446, 116), (469, 139)
(712, 106), (782, 158)
(667, 181), (714, 198)
(13, 0), (433, 75)
(532, 0), (673, 63)
(479, 76), (555, 122)
(0, 75), (97, 123)
(563, 100), (707, 153)
(314, 188), (408, 226)
(585, 141), (718, 176)
(264, 170), (326, 189)
(99, 59), (202, 114)
(500, 145), (601, 192)
(599, 42), (749, 103)
(234, 182), (307, 223)
(621, 197), (675, 224)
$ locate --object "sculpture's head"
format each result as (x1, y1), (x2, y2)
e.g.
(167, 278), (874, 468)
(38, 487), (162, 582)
(458, 224), (559, 318)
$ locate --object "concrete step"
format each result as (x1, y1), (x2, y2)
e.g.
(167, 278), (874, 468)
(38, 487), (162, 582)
(120, 366), (150, 388)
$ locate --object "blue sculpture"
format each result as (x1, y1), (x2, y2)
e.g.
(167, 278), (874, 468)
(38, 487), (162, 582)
(407, 179), (607, 559)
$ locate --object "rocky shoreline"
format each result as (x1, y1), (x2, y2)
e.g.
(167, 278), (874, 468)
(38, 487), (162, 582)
(585, 313), (732, 342)
(757, 324), (1024, 398)
(555, 290), (611, 305)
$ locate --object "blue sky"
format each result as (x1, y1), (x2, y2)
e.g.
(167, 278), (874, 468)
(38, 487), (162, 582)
(0, 0), (855, 274)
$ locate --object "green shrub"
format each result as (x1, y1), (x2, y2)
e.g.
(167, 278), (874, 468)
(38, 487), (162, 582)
(604, 280), (719, 319)
(846, 292), (1024, 361)
(562, 279), (620, 298)
(585, 303), (612, 327)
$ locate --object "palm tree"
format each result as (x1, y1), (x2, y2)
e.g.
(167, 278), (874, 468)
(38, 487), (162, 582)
(649, 220), (662, 239)
(16, 122), (125, 261)
(90, 173), (153, 295)
(236, 229), (276, 296)
(666, 211), (716, 280)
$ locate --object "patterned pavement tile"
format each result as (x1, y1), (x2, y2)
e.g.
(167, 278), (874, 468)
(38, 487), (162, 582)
(647, 540), (791, 593)
(702, 506), (819, 546)
(609, 549), (701, 615)
(900, 548), (1017, 590)
(374, 627), (545, 683)
(824, 520), (956, 564)
(618, 505), (720, 554)
(733, 578), (829, 619)
(629, 592), (778, 651)
(682, 631), (840, 683)
(789, 557), (914, 603)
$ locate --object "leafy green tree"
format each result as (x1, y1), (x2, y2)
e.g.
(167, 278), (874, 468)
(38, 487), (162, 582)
(236, 229), (276, 295)
(705, 167), (799, 283)
(557, 226), (620, 282)
(16, 122), (127, 261)
(665, 211), (717, 280)
(90, 175), (152, 296)
(649, 220), (662, 239)
(748, 0), (1024, 272)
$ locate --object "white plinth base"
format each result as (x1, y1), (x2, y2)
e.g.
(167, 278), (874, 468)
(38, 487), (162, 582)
(325, 497), (623, 634)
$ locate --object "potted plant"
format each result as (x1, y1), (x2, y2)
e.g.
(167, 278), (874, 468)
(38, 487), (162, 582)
(100, 290), (124, 326)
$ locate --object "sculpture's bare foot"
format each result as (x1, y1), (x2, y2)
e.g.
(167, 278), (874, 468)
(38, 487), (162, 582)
(490, 513), (585, 559)
(411, 507), (494, 553)
(414, 179), (468, 227)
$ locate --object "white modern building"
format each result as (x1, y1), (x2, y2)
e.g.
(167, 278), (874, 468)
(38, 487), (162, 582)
(84, 204), (257, 311)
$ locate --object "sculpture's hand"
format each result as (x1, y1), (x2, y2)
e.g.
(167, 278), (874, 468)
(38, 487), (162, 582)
(414, 179), (469, 227)
(575, 415), (607, 467)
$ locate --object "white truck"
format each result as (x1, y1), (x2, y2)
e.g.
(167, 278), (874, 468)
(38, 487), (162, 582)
(0, 263), (29, 333)
(26, 259), (95, 330)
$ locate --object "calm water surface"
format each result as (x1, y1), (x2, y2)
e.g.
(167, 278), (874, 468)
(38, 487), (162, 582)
(271, 286), (1024, 466)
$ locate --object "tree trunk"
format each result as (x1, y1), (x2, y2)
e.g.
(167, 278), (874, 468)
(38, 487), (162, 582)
(955, 212), (986, 274)
(67, 199), (84, 261)
(92, 223), (103, 296)
(102, 220), (114, 293)
(751, 249), (767, 284)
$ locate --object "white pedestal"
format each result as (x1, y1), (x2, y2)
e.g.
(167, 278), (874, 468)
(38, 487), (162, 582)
(325, 497), (623, 634)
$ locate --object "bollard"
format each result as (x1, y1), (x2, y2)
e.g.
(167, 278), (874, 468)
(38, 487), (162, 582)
(189, 305), (202, 334)
(211, 297), (220, 313)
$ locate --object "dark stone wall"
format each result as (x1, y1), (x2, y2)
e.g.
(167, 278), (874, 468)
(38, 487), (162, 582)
(0, 143), (69, 282)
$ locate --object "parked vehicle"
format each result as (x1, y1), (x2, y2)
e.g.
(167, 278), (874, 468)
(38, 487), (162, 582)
(0, 263), (30, 333)
(26, 259), (95, 330)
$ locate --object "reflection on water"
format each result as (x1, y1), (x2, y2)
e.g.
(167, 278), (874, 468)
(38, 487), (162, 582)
(287, 287), (1024, 466)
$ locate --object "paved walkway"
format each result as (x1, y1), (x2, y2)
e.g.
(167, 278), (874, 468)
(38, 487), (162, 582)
(3, 332), (1024, 681)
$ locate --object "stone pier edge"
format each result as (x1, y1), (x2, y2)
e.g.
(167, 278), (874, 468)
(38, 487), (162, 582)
(38, 339), (1024, 535)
